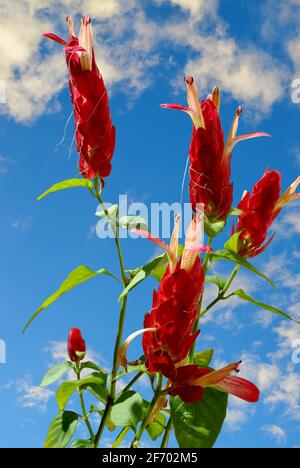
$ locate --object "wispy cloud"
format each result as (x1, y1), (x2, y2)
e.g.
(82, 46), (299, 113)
(0, 0), (292, 123)
(10, 217), (31, 232)
(0, 155), (16, 174)
(14, 376), (54, 413)
(262, 424), (287, 444)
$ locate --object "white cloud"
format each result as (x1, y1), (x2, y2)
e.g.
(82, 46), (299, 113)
(238, 353), (279, 392)
(11, 217), (32, 232)
(15, 376), (54, 413)
(253, 310), (274, 328)
(157, 0), (218, 17)
(0, 155), (16, 174)
(273, 208), (300, 239)
(264, 366), (300, 421)
(226, 398), (255, 432)
(0, 0), (291, 122)
(262, 424), (287, 444)
(270, 321), (300, 360)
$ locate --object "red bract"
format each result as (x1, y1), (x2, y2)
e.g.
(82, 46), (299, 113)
(44, 16), (115, 180)
(68, 328), (86, 362)
(161, 78), (270, 221)
(135, 209), (208, 375)
(143, 257), (204, 375)
(118, 207), (211, 374)
(233, 169), (300, 258)
(168, 363), (260, 404)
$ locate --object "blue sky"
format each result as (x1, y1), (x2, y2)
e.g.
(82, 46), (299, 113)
(1, 0), (300, 448)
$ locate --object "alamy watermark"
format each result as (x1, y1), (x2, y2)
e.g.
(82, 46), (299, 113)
(0, 80), (6, 104)
(292, 339), (300, 364)
(0, 339), (6, 364)
(291, 79), (300, 104)
(95, 195), (196, 239)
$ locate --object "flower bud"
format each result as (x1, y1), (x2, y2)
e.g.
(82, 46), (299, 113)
(68, 328), (86, 362)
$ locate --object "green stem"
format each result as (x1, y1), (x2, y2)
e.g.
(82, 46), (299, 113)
(93, 177), (129, 448)
(94, 397), (113, 447)
(121, 371), (144, 394)
(222, 264), (240, 295)
(131, 374), (163, 448)
(75, 365), (94, 441)
(160, 417), (173, 448)
(112, 427), (131, 448)
(200, 264), (240, 319)
(93, 179), (127, 284)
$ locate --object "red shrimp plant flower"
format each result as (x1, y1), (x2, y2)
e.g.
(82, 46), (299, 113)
(231, 169), (300, 258)
(44, 16), (116, 181)
(118, 205), (209, 373)
(118, 208), (259, 405)
(68, 328), (86, 362)
(161, 78), (270, 223)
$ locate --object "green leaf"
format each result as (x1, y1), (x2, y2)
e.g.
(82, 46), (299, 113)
(111, 391), (144, 431)
(146, 412), (166, 441)
(83, 371), (108, 387)
(228, 208), (244, 217)
(116, 364), (147, 380)
(194, 349), (214, 367)
(205, 275), (227, 291)
(40, 361), (72, 388)
(80, 361), (107, 374)
(171, 389), (228, 448)
(23, 266), (120, 332)
(69, 439), (93, 449)
(224, 231), (242, 254)
(121, 245), (184, 300)
(209, 250), (275, 288)
(120, 254), (167, 301)
(56, 381), (78, 411)
(204, 220), (226, 238)
(83, 371), (108, 404)
(231, 289), (300, 323)
(38, 178), (93, 201)
(86, 383), (108, 404)
(56, 374), (108, 411)
(45, 411), (79, 448)
(119, 216), (148, 231)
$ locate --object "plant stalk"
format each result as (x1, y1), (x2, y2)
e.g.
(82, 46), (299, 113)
(130, 374), (163, 448)
(93, 177), (129, 448)
(160, 417), (173, 448)
(75, 364), (95, 441)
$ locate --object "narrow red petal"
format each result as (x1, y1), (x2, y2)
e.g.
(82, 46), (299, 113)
(43, 33), (67, 46)
(216, 376), (260, 403)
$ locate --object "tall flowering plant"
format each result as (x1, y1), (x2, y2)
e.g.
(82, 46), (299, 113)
(24, 17), (300, 449)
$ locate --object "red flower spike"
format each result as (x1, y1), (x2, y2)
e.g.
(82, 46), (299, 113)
(122, 212), (207, 376)
(141, 241), (205, 373)
(68, 328), (86, 362)
(44, 16), (116, 180)
(233, 169), (300, 258)
(161, 78), (270, 221)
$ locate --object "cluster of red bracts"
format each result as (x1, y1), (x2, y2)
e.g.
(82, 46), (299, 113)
(119, 210), (259, 405)
(162, 77), (270, 221)
(233, 169), (300, 258)
(44, 17), (115, 180)
(67, 328), (86, 362)
(143, 256), (203, 377)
